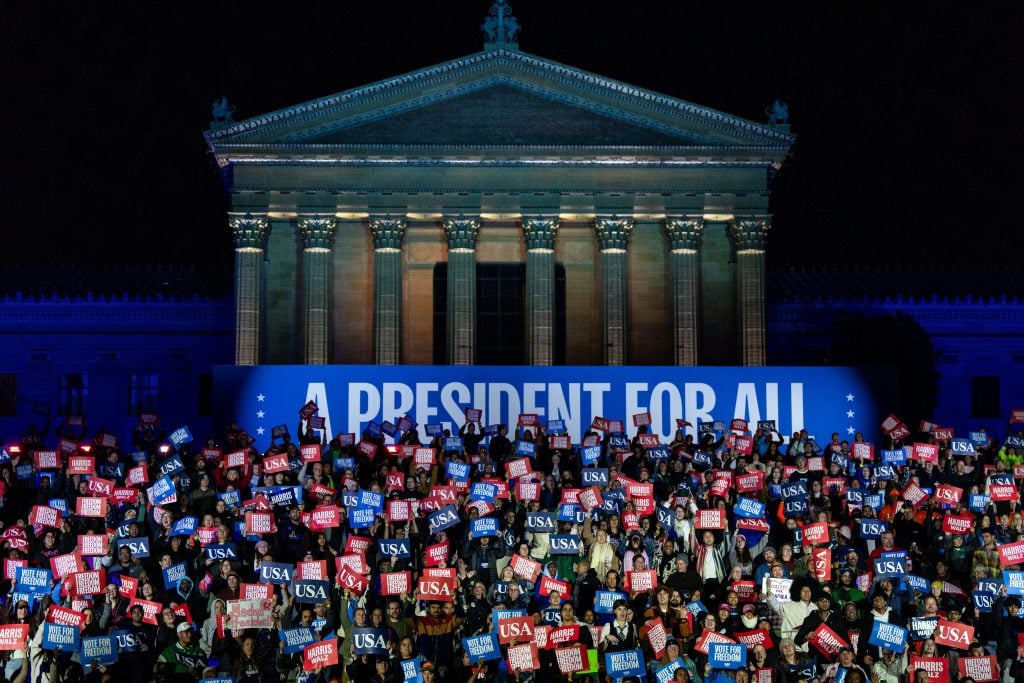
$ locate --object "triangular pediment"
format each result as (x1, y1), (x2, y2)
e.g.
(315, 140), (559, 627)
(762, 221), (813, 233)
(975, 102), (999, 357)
(207, 49), (794, 153)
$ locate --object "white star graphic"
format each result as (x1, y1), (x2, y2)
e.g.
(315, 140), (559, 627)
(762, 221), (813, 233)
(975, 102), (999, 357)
(256, 427), (265, 435)
(257, 410), (265, 419)
(846, 394), (855, 402)
(257, 394), (266, 402)
(846, 410), (855, 419)
(846, 426), (856, 435)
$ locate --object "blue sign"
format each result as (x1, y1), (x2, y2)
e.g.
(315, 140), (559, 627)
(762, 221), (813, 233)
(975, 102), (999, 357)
(471, 518), (499, 538)
(784, 497), (808, 516)
(351, 627), (389, 655)
(163, 562), (189, 589)
(581, 445), (601, 465)
(859, 519), (888, 539)
(428, 505), (461, 534)
(581, 468), (608, 487)
(881, 449), (906, 465)
(117, 537), (151, 559)
(280, 627), (317, 654)
(48, 498), (68, 515)
(969, 494), (990, 512)
(218, 490), (241, 508)
(908, 617), (938, 641)
(557, 504), (585, 524)
(377, 538), (411, 559)
(863, 494), (884, 510)
(367, 422), (382, 437)
(401, 659), (423, 683)
(973, 591), (994, 613)
(515, 440), (536, 457)
(951, 439), (976, 456)
(157, 454), (185, 477)
(492, 608), (527, 622)
(445, 461), (470, 482)
(204, 544), (237, 561)
(469, 482), (498, 502)
(733, 497), (766, 519)
(483, 424), (499, 436)
(217, 366), (886, 464)
(292, 579), (331, 603)
(461, 633), (502, 662)
(259, 562), (294, 585)
(649, 446), (670, 460)
(594, 590), (627, 614)
(80, 635), (118, 666)
(605, 650), (646, 677)
(656, 506), (673, 530)
(868, 620), (908, 653)
(692, 452), (713, 468)
(781, 481), (807, 500)
(874, 552), (907, 580)
(708, 643), (747, 670)
(444, 437), (463, 452)
(15, 567), (52, 594)
(336, 457), (355, 471)
(608, 434), (629, 451)
(149, 474), (177, 506)
(425, 424), (442, 437)
(359, 489), (384, 513)
(904, 575), (930, 593)
(170, 516), (198, 537)
(168, 426), (193, 447)
(348, 504), (376, 529)
(969, 431), (988, 445)
(526, 512), (556, 533)
(1004, 571), (1024, 595)
(655, 659), (685, 683)
(873, 464), (896, 481)
(548, 534), (583, 555)
(42, 622), (80, 651)
(547, 420), (566, 435)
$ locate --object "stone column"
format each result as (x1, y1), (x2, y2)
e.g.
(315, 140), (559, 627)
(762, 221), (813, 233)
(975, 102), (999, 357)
(664, 217), (705, 366)
(522, 216), (559, 366)
(730, 216), (771, 366)
(230, 213), (271, 366)
(369, 217), (407, 365)
(298, 215), (337, 365)
(594, 216), (635, 366)
(444, 216), (480, 365)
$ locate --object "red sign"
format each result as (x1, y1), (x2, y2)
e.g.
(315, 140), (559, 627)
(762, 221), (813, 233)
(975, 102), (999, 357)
(300, 444), (321, 463)
(67, 456), (95, 475)
(119, 575), (138, 599)
(416, 575), (457, 602)
(624, 570), (657, 593)
(902, 482), (929, 508)
(75, 496), (108, 518)
(933, 619), (973, 650)
(998, 539), (1024, 566)
(943, 514), (974, 535)
(957, 656), (998, 682)
(506, 643), (541, 673)
(934, 484), (963, 506)
(850, 442), (874, 460)
(77, 533), (108, 556)
(34, 451), (60, 470)
(380, 571), (411, 596)
(591, 417), (611, 432)
(909, 657), (949, 683)
(734, 436), (753, 455)
(128, 598), (161, 625)
(29, 505), (62, 528)
(934, 428), (954, 442)
(299, 401), (319, 420)
(990, 484), (1019, 502)
(425, 541), (449, 567)
(505, 458), (532, 479)
(113, 487), (139, 504)
(736, 471), (765, 493)
(578, 486), (603, 512)
(263, 453), (289, 474)
(554, 644), (588, 674)
(511, 554), (542, 582)
(518, 414), (538, 427)
(538, 576), (572, 598)
(241, 583), (273, 601)
(695, 509), (727, 529)
(633, 412), (652, 427)
(912, 442), (939, 463)
(245, 511), (276, 536)
(730, 418), (749, 431)
(302, 639), (338, 672)
(47, 606), (86, 628)
(801, 522), (829, 546)
(0, 624), (30, 651)
(50, 551), (84, 579)
(335, 564), (369, 594)
(497, 616), (535, 644)
(808, 623), (849, 660)
(735, 629), (774, 650)
(549, 435), (572, 450)
(695, 628), (737, 655)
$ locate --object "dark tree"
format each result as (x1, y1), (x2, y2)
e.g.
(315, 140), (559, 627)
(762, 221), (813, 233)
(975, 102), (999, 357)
(826, 312), (939, 425)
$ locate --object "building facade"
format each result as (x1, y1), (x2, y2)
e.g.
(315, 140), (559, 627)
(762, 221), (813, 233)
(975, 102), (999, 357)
(205, 4), (795, 369)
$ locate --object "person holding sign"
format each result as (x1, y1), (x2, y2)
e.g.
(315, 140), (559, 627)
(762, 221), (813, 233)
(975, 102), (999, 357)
(458, 419), (483, 456)
(155, 623), (206, 683)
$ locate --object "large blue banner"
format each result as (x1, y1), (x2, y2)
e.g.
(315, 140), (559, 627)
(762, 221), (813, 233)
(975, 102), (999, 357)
(214, 366), (886, 450)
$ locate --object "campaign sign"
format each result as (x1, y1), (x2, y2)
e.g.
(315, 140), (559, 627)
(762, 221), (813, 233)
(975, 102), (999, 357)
(469, 482), (498, 502)
(162, 562), (188, 589)
(998, 540), (1024, 567)
(594, 590), (628, 614)
(462, 633), (502, 662)
(581, 468), (609, 487)
(733, 497), (766, 519)
(581, 445), (601, 465)
(951, 439), (976, 456)
(0, 624), (29, 651)
(874, 552), (907, 580)
(377, 538), (411, 559)
(74, 497), (107, 519)
(933, 619), (973, 650)
(881, 449), (907, 465)
(957, 656), (999, 682)
(41, 622), (80, 651)
(204, 544), (237, 561)
(351, 628), (389, 656)
(943, 514), (974, 535)
(280, 626), (317, 654)
(80, 635), (118, 666)
(908, 617), (938, 641)
(15, 567), (52, 594)
(428, 505), (461, 534)
(808, 623), (849, 659)
(302, 640), (338, 672)
(548, 534), (583, 555)
(400, 659), (423, 683)
(259, 562), (293, 585)
(515, 440), (536, 457)
(858, 519), (888, 540)
(694, 509), (727, 530)
(1002, 571), (1024, 595)
(605, 649), (646, 677)
(709, 643), (747, 670)
(470, 517), (499, 538)
(868, 620), (908, 653)
(972, 590), (994, 613)
(445, 461), (470, 482)
(525, 512), (556, 534)
(908, 656), (948, 683)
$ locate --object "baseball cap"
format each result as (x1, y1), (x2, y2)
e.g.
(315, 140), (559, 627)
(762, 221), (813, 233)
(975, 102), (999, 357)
(742, 604), (756, 614)
(176, 622), (194, 633)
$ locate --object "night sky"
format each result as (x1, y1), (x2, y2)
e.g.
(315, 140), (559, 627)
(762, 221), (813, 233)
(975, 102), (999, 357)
(2, 2), (1022, 273)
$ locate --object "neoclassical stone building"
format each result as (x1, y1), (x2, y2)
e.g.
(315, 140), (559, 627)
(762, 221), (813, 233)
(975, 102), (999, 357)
(205, 2), (794, 367)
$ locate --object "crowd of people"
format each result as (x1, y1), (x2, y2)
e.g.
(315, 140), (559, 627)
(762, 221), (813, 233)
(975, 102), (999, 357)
(1, 410), (1024, 683)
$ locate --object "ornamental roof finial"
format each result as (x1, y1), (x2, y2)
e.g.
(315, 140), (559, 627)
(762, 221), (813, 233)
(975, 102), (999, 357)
(482, 0), (520, 50)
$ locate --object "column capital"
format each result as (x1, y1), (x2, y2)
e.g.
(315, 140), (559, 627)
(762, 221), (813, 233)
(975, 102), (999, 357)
(522, 216), (560, 252)
(229, 213), (271, 250)
(730, 216), (771, 252)
(369, 216), (408, 251)
(593, 216), (635, 252)
(444, 216), (481, 251)
(664, 217), (705, 252)
(297, 215), (337, 251)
